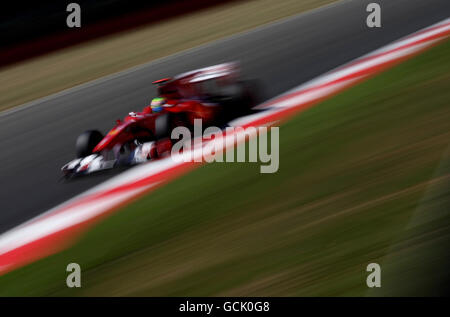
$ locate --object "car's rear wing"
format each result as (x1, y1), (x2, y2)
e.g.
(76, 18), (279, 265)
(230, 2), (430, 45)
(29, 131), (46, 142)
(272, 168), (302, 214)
(155, 62), (240, 99)
(181, 62), (239, 83)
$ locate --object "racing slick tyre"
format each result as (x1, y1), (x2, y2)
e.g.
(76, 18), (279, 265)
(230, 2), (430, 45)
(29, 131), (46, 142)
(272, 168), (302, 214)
(237, 79), (264, 109)
(76, 130), (104, 158)
(220, 79), (263, 120)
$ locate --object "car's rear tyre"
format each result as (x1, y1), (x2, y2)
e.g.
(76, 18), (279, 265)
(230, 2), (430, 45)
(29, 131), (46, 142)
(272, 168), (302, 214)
(235, 79), (264, 111)
(219, 79), (263, 120)
(76, 130), (104, 158)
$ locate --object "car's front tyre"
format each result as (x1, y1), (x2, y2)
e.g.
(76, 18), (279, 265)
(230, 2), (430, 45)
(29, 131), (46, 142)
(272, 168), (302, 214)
(76, 130), (104, 158)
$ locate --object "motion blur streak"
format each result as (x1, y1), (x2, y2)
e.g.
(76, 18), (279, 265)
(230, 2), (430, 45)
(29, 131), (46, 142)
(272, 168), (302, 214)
(1, 0), (449, 237)
(0, 17), (448, 276)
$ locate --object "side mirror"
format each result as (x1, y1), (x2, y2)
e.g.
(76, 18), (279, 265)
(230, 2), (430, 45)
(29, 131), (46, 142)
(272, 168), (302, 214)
(116, 119), (122, 125)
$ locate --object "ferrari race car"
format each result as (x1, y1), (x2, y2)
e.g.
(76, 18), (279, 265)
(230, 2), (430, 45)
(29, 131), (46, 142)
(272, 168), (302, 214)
(61, 62), (260, 177)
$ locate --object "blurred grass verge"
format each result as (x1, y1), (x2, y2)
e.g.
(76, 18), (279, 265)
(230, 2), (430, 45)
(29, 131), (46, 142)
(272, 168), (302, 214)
(1, 40), (449, 296)
(0, 0), (337, 112)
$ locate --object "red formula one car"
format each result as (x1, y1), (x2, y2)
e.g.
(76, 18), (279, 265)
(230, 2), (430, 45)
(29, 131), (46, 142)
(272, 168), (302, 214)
(61, 62), (260, 177)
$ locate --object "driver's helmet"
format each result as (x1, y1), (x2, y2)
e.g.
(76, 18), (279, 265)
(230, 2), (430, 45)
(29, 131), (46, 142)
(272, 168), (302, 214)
(150, 97), (166, 113)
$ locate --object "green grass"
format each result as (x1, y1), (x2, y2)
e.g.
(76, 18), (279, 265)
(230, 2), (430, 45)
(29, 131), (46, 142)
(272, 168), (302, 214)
(1, 40), (449, 296)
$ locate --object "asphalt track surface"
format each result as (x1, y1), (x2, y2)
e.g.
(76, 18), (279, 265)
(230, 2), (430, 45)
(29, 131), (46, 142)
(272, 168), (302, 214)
(0, 0), (449, 234)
